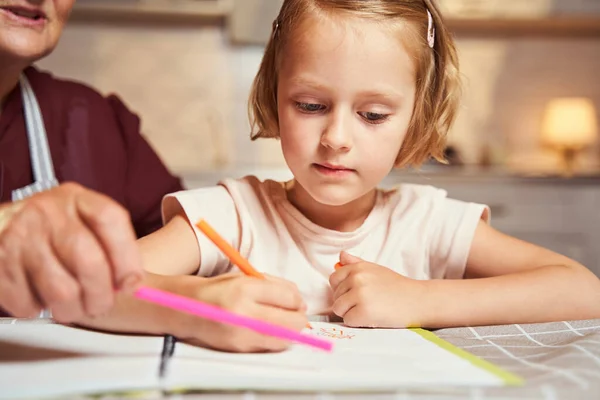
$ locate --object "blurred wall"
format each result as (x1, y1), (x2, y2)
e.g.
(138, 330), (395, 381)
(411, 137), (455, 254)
(38, 1), (600, 175)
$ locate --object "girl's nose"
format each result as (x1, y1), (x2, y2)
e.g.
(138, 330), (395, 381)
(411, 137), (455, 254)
(320, 112), (353, 151)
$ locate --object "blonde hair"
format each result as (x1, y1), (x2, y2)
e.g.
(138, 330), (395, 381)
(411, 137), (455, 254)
(249, 0), (461, 167)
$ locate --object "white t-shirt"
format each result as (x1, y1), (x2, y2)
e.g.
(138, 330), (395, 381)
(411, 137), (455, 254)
(163, 176), (489, 315)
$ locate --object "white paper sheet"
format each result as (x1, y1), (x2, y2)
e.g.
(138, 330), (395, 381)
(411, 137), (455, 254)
(168, 322), (504, 392)
(0, 322), (511, 399)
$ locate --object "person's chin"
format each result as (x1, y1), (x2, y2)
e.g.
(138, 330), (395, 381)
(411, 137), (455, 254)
(307, 186), (359, 207)
(1, 35), (56, 62)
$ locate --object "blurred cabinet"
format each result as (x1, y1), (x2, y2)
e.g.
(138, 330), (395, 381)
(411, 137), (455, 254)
(71, 0), (231, 23)
(380, 173), (600, 277)
(228, 0), (600, 44)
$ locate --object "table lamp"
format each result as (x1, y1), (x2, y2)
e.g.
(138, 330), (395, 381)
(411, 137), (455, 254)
(540, 97), (598, 176)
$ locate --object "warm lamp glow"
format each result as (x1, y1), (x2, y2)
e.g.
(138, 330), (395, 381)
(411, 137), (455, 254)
(541, 98), (598, 148)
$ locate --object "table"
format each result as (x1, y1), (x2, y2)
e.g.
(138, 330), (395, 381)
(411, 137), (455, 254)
(2, 318), (599, 399)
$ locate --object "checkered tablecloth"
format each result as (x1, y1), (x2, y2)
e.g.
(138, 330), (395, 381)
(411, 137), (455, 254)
(2, 318), (600, 399)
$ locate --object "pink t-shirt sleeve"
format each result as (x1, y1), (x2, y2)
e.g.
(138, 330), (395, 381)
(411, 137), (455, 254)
(428, 196), (490, 280)
(162, 185), (239, 277)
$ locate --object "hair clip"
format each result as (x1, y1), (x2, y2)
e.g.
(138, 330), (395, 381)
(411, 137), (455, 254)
(427, 10), (435, 48)
(272, 19), (280, 39)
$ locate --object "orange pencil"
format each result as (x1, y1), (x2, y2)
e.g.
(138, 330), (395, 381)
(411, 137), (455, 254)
(195, 219), (312, 328)
(196, 219), (264, 279)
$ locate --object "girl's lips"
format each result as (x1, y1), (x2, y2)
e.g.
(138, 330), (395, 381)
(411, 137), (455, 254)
(319, 162), (352, 171)
(313, 163), (355, 177)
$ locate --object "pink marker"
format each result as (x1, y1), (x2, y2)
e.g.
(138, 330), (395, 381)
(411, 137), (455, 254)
(134, 286), (333, 352)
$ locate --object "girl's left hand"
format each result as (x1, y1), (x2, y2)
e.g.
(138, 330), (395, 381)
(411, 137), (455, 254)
(329, 252), (426, 328)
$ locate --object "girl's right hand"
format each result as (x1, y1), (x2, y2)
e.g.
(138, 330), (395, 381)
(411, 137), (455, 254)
(171, 273), (308, 353)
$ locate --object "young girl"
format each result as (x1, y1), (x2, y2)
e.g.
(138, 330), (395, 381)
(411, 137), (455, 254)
(81, 0), (600, 351)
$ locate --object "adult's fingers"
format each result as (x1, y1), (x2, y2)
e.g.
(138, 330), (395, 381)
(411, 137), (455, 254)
(0, 184), (142, 320)
(0, 226), (42, 317)
(24, 241), (85, 322)
(74, 187), (143, 291)
(50, 220), (114, 318)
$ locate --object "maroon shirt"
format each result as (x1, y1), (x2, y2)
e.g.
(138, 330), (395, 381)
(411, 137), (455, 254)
(0, 66), (184, 237)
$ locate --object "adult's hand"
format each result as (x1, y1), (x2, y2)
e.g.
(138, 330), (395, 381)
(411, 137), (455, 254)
(0, 183), (144, 322)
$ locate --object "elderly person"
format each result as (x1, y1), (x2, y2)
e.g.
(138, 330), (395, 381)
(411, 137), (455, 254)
(0, 1), (183, 321)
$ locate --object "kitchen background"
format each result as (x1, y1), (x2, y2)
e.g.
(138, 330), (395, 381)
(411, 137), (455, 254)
(37, 0), (600, 275)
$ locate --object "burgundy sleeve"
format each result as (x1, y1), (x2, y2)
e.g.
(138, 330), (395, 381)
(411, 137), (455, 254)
(106, 95), (184, 237)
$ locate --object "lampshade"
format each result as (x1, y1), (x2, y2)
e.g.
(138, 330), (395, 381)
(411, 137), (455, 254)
(541, 98), (598, 148)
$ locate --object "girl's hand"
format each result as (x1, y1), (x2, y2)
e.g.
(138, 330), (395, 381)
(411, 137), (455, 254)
(172, 273), (308, 353)
(329, 252), (426, 328)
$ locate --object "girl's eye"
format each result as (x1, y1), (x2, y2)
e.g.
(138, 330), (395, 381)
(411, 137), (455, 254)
(359, 111), (389, 124)
(295, 102), (326, 113)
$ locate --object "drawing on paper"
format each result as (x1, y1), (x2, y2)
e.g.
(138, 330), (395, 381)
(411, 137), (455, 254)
(316, 327), (355, 340)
